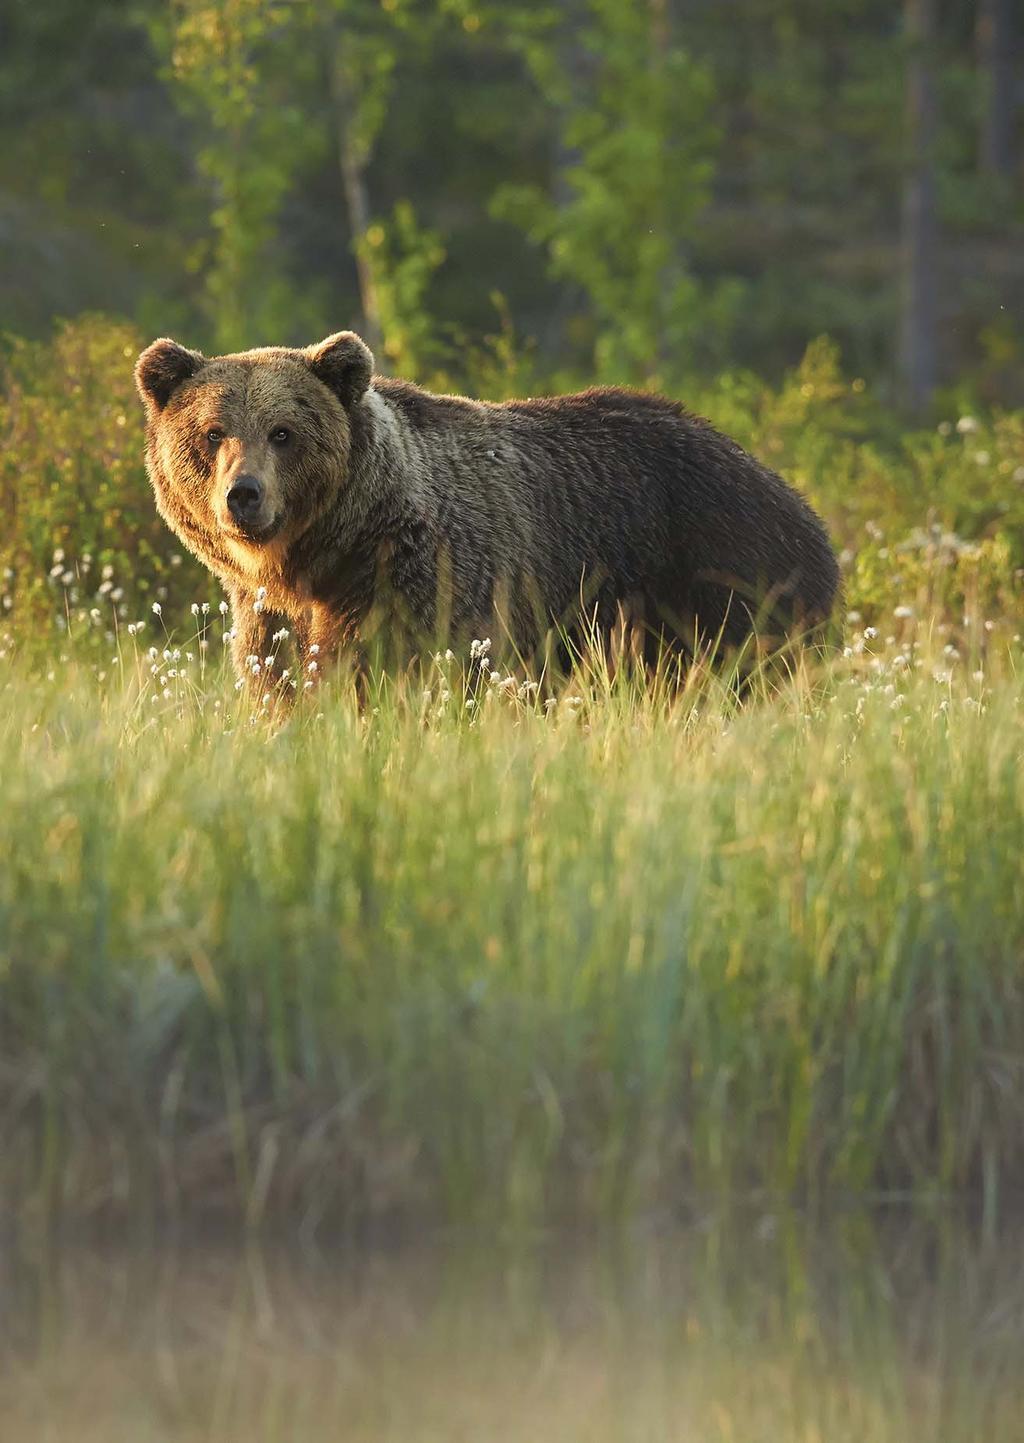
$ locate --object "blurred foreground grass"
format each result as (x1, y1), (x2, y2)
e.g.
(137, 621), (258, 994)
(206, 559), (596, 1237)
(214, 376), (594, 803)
(1, 615), (1022, 1230)
(3, 1219), (1022, 1443)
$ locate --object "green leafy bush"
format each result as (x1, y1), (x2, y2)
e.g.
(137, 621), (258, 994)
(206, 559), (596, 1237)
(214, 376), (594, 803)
(0, 316), (209, 637)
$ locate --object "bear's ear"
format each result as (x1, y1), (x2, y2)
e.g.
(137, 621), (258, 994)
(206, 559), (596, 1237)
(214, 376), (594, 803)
(135, 338), (205, 413)
(305, 331), (374, 409)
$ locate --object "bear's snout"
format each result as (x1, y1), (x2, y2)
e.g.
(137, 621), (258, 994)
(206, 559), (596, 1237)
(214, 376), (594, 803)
(226, 474), (265, 529)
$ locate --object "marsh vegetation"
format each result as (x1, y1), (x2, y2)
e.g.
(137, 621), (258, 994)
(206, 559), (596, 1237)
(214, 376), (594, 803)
(2, 585), (1023, 1229)
(2, 322), (1024, 1231)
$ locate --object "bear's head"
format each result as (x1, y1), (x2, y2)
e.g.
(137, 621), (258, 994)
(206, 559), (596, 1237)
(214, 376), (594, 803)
(134, 332), (374, 567)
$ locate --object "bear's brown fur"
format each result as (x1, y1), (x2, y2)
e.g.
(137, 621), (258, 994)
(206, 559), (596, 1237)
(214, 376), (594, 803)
(135, 330), (839, 691)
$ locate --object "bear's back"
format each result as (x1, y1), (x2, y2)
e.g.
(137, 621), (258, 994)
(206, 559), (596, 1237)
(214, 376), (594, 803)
(367, 378), (838, 646)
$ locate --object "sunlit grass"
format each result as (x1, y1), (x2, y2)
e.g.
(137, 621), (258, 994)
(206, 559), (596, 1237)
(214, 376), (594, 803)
(1, 607), (1023, 1229)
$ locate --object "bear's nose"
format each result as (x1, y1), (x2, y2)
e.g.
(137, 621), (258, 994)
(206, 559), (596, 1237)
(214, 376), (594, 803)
(227, 475), (263, 522)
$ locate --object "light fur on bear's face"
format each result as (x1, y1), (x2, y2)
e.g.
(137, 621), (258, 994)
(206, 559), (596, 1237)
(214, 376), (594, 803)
(135, 334), (373, 581)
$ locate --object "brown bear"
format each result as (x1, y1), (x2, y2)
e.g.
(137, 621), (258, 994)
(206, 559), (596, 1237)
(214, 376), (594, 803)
(135, 330), (839, 692)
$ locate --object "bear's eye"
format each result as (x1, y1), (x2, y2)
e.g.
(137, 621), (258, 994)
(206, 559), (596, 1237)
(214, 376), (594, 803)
(206, 427), (224, 445)
(270, 427), (291, 446)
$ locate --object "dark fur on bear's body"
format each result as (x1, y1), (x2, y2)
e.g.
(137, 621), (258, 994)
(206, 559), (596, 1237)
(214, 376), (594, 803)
(135, 330), (839, 690)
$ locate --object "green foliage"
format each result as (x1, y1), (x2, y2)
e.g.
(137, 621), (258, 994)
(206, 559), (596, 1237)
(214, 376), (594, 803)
(362, 201), (449, 376)
(157, 0), (328, 349)
(494, 0), (721, 382)
(315, 0), (412, 161)
(0, 318), (207, 632)
(4, 0), (1022, 392)
(846, 530), (1018, 626)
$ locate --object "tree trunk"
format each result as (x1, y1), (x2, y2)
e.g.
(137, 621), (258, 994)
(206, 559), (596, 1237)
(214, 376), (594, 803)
(898, 0), (938, 416)
(325, 26), (382, 356)
(976, 0), (1015, 178)
(650, 0), (671, 57)
(650, 0), (677, 375)
(543, 4), (592, 357)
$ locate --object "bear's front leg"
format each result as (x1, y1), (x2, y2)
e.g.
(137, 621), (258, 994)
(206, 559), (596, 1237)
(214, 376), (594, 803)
(297, 604), (352, 689)
(227, 584), (295, 704)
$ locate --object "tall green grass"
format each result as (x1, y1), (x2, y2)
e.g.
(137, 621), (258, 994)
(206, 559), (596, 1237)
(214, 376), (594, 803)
(2, 620), (1022, 1230)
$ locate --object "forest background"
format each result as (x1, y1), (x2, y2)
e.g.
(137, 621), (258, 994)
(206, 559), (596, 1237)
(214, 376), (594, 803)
(3, 0), (1021, 410)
